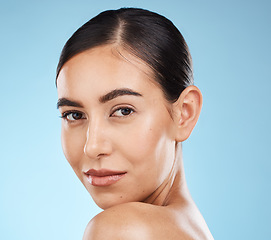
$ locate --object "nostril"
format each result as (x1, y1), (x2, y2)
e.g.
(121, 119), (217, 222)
(83, 135), (112, 159)
(83, 124), (113, 159)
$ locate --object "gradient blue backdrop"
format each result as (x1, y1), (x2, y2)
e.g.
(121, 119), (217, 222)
(1, 0), (270, 239)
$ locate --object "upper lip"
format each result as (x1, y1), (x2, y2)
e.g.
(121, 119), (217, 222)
(84, 168), (127, 177)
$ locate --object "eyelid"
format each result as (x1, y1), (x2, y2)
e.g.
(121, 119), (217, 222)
(60, 110), (86, 122)
(110, 105), (135, 117)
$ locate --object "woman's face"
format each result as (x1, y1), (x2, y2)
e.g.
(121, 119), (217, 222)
(57, 45), (177, 209)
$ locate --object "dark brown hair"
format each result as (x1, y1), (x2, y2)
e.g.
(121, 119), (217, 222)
(56, 8), (193, 102)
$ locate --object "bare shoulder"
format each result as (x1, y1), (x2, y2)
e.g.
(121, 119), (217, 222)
(83, 202), (196, 240)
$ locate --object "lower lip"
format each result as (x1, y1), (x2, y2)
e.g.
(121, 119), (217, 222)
(86, 173), (126, 187)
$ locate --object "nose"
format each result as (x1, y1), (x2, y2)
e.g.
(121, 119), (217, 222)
(83, 120), (112, 159)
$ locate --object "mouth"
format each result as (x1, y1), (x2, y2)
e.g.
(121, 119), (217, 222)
(84, 169), (127, 187)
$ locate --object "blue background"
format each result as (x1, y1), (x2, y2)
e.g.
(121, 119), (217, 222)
(1, 0), (270, 239)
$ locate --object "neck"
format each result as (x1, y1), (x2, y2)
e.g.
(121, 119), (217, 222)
(143, 143), (190, 206)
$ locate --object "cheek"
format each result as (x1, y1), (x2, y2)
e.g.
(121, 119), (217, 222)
(116, 114), (175, 174)
(113, 117), (175, 202)
(61, 125), (85, 171)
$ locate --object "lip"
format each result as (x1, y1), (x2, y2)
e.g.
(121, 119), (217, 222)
(84, 168), (127, 187)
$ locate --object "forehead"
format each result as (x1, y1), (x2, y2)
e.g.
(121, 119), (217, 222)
(57, 45), (161, 99)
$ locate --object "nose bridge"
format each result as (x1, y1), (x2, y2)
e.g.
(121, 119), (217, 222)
(84, 117), (111, 158)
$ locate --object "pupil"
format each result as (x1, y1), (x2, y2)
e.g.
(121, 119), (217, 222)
(72, 112), (81, 119)
(121, 108), (131, 115)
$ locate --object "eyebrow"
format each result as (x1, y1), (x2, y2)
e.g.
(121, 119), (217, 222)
(57, 98), (83, 109)
(57, 88), (142, 109)
(99, 88), (142, 103)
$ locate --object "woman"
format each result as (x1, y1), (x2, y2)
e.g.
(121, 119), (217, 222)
(56, 8), (214, 239)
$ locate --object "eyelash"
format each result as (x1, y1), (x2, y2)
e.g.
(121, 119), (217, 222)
(110, 107), (135, 118)
(60, 111), (86, 122)
(60, 107), (135, 122)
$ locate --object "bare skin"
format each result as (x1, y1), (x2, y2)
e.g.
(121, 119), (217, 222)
(83, 150), (213, 240)
(57, 45), (214, 239)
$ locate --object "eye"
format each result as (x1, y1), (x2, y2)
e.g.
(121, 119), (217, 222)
(61, 111), (85, 121)
(111, 107), (134, 117)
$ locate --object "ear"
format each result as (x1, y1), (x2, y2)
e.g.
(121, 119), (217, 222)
(172, 85), (202, 142)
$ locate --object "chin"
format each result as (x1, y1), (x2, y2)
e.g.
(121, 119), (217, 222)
(89, 189), (147, 210)
(92, 196), (130, 210)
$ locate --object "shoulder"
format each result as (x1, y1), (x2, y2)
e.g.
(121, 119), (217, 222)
(82, 202), (192, 240)
(83, 202), (155, 240)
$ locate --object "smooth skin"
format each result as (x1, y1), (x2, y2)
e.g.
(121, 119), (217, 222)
(57, 45), (214, 239)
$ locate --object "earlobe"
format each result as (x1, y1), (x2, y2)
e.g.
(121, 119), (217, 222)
(173, 86), (202, 142)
